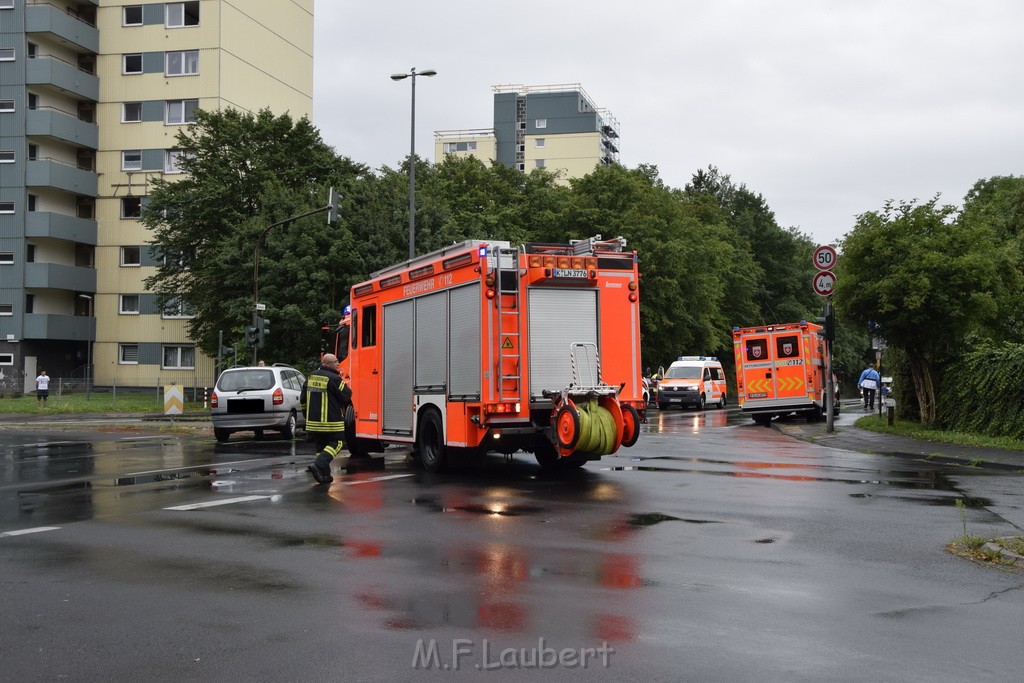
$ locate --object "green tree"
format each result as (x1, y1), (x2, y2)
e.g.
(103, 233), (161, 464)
(684, 166), (819, 325)
(834, 198), (1013, 425)
(959, 175), (1024, 342)
(142, 108), (366, 366)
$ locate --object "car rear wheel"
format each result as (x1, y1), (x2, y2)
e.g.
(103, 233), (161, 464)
(280, 412), (297, 439)
(214, 428), (230, 443)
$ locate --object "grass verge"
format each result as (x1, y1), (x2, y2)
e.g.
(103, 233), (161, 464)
(854, 414), (1024, 452)
(0, 393), (205, 414)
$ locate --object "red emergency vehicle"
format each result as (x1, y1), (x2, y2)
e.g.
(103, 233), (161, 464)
(732, 321), (828, 424)
(323, 235), (645, 471)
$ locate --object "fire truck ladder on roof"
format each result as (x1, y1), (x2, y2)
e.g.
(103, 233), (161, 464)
(495, 246), (523, 402)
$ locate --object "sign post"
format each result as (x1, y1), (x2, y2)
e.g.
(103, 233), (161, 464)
(812, 246), (838, 433)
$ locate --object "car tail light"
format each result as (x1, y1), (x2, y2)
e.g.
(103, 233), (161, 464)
(272, 387), (284, 405)
(211, 392), (219, 408)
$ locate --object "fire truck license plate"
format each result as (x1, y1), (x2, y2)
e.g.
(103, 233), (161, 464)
(552, 268), (588, 279)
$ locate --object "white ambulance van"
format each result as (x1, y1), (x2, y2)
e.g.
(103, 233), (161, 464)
(657, 356), (728, 410)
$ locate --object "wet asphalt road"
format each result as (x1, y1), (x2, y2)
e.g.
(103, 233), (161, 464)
(1, 408), (1022, 681)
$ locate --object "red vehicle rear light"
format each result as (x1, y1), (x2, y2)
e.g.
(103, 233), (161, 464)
(272, 387), (284, 405)
(210, 392), (218, 408)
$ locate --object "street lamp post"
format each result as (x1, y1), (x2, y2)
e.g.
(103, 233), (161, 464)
(78, 294), (93, 399)
(390, 67), (437, 260)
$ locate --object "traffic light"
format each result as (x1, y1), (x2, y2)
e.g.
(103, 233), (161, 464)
(326, 187), (341, 227)
(246, 326), (259, 348)
(815, 304), (835, 344)
(257, 317), (270, 348)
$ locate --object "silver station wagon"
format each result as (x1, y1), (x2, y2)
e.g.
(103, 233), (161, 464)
(210, 364), (306, 442)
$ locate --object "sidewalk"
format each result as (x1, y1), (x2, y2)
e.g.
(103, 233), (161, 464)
(773, 401), (1024, 471)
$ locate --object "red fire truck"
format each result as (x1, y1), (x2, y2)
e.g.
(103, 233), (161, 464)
(323, 235), (645, 471)
(732, 321), (828, 425)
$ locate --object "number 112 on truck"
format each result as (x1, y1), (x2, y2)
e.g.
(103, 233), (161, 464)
(323, 235), (647, 472)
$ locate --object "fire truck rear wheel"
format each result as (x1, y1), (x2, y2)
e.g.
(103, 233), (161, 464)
(534, 438), (560, 469)
(417, 409), (447, 473)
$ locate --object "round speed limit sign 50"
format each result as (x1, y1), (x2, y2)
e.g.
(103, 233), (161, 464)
(813, 245), (837, 271)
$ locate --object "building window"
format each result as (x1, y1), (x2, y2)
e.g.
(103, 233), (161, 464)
(123, 54), (143, 74)
(165, 50), (199, 76)
(0, 49), (14, 62)
(0, 100), (14, 112)
(0, 354), (12, 365)
(0, 0), (14, 9)
(165, 99), (198, 124)
(25, 293), (33, 313)
(123, 6), (143, 25)
(122, 150), (142, 171)
(123, 102), (142, 123)
(27, 195), (37, 211)
(535, 138), (545, 148)
(516, 163), (525, 171)
(535, 119), (547, 129)
(165, 2), (200, 28)
(0, 252), (13, 265)
(119, 294), (140, 315)
(119, 344), (139, 365)
(162, 296), (194, 319)
(0, 202), (14, 214)
(121, 246), (141, 266)
(535, 159), (546, 169)
(121, 197), (142, 219)
(162, 345), (195, 370)
(27, 144), (37, 159)
(164, 150), (185, 173)
(0, 304), (12, 316)
(0, 150), (13, 163)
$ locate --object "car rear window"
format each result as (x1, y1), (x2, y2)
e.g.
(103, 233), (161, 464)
(217, 369), (275, 391)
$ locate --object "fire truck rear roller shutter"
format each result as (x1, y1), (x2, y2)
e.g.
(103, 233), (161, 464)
(528, 288), (598, 399)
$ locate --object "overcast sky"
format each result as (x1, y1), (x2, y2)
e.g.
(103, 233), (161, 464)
(311, 0), (1024, 246)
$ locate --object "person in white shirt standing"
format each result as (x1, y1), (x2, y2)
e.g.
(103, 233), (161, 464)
(35, 369), (50, 409)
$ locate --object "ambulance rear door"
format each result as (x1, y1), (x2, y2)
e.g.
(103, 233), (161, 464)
(737, 332), (775, 403)
(769, 329), (810, 403)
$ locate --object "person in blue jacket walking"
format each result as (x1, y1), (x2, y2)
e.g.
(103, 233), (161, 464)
(857, 364), (881, 410)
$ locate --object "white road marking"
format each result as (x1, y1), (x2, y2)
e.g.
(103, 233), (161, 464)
(342, 473), (413, 486)
(165, 495), (270, 511)
(165, 472), (413, 510)
(1, 526), (61, 537)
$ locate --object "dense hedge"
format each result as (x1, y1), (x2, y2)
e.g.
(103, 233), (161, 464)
(939, 343), (1024, 439)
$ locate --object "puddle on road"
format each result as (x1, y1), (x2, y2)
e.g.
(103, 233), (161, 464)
(628, 512), (720, 526)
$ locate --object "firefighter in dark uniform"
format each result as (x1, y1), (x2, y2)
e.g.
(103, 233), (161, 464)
(302, 353), (352, 484)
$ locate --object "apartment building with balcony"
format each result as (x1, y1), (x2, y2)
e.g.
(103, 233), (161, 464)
(435, 83), (620, 183)
(0, 0), (312, 393)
